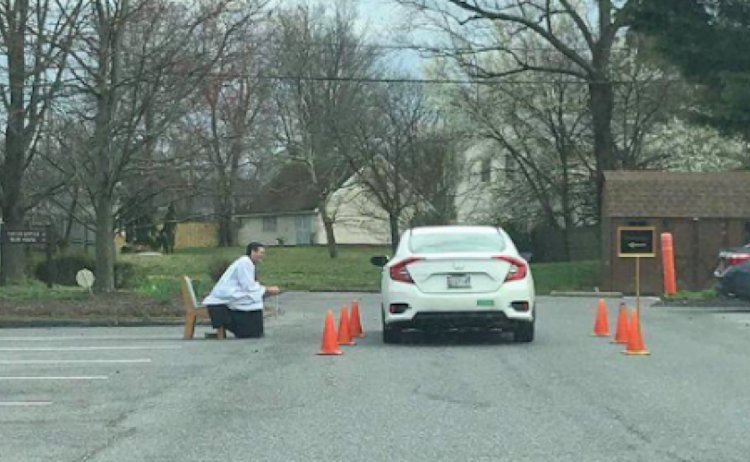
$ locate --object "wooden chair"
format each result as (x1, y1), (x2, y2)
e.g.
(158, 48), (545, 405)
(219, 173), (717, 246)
(181, 275), (225, 340)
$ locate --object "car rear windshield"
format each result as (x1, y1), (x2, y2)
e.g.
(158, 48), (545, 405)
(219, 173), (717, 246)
(409, 230), (507, 254)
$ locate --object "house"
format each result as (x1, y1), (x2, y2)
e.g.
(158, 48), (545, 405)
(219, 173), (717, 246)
(454, 139), (512, 225)
(452, 138), (600, 261)
(235, 163), (405, 246)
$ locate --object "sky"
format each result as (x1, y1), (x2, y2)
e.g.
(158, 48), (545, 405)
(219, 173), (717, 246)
(309, 0), (433, 75)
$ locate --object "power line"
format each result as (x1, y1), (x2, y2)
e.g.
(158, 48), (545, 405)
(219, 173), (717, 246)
(0, 74), (682, 89)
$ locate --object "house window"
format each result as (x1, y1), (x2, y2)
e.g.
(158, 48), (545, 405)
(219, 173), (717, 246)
(480, 157), (492, 183)
(262, 216), (277, 232)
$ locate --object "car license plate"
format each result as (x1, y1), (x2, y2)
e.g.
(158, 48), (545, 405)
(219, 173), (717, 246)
(447, 274), (471, 289)
(476, 299), (495, 307)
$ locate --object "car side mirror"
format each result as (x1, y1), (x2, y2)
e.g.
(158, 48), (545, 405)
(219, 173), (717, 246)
(520, 252), (533, 262)
(370, 255), (389, 267)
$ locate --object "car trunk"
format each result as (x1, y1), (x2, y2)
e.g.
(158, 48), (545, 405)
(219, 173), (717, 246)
(408, 255), (512, 294)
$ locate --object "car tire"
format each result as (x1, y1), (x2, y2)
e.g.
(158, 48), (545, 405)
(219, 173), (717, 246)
(382, 310), (401, 344)
(514, 320), (535, 343)
(383, 325), (402, 344)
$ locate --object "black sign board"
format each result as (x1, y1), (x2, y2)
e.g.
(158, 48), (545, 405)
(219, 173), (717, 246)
(618, 226), (656, 258)
(2, 228), (48, 245)
(1, 226), (54, 287)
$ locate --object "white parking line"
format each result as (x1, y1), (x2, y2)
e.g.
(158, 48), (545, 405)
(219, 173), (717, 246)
(0, 336), (178, 341)
(0, 346), (180, 352)
(0, 401), (53, 407)
(0, 376), (108, 380)
(0, 359), (152, 365)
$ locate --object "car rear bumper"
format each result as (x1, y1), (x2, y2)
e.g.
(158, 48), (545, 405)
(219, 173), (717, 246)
(382, 280), (535, 326)
(387, 310), (527, 329)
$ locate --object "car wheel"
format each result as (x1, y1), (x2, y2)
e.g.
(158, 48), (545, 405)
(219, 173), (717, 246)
(514, 320), (535, 343)
(382, 310), (401, 344)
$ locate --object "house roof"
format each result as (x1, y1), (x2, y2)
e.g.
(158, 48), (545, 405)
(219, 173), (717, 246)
(603, 171), (750, 218)
(238, 163), (320, 215)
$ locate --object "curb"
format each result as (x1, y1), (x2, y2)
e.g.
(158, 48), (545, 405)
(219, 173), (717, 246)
(0, 318), (193, 328)
(0, 308), (281, 328)
(306, 289), (379, 294)
(548, 291), (624, 298)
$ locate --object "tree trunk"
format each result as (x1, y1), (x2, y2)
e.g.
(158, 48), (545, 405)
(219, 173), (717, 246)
(389, 212), (400, 253)
(588, 79), (616, 217)
(0, 0), (29, 284)
(0, 207), (26, 284)
(561, 218), (573, 262)
(215, 170), (235, 247)
(94, 194), (115, 293)
(92, 68), (115, 292)
(59, 188), (79, 254)
(560, 149), (573, 261)
(323, 219), (338, 258)
(320, 203), (338, 259)
(218, 210), (234, 247)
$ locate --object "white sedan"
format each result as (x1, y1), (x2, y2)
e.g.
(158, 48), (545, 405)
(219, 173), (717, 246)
(371, 226), (535, 343)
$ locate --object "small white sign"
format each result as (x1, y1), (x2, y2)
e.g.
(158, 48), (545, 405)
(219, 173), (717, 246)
(76, 269), (95, 291)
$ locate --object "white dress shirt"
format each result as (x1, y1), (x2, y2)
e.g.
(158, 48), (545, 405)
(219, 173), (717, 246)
(202, 255), (266, 311)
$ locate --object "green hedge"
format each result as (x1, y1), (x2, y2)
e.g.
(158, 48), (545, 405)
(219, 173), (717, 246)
(35, 255), (145, 289)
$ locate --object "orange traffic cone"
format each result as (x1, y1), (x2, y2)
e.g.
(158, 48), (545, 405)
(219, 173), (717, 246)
(318, 310), (343, 356)
(337, 306), (356, 346)
(623, 309), (650, 356)
(350, 300), (365, 338)
(592, 298), (610, 337)
(611, 303), (630, 344)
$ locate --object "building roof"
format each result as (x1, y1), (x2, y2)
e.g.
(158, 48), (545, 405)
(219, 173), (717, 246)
(238, 163), (320, 215)
(603, 171), (750, 218)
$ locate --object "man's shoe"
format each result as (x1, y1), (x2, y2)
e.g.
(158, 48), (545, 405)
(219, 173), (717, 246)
(204, 332), (218, 339)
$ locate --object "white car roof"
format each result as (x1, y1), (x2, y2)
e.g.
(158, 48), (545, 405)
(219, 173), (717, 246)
(409, 226), (503, 235)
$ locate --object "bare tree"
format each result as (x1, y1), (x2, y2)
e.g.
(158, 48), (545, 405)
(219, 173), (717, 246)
(272, 4), (380, 258)
(347, 82), (443, 251)
(66, 0), (261, 292)
(0, 0), (83, 284)
(399, 0), (641, 212)
(186, 28), (275, 247)
(609, 46), (681, 170)
(408, 131), (461, 227)
(461, 77), (591, 258)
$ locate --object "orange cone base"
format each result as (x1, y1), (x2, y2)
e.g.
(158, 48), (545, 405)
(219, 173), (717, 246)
(317, 350), (343, 356)
(623, 349), (651, 356)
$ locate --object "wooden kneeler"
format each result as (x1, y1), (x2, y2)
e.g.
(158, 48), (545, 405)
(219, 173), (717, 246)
(180, 275), (225, 340)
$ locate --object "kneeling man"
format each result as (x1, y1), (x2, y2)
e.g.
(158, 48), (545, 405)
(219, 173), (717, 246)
(203, 242), (280, 338)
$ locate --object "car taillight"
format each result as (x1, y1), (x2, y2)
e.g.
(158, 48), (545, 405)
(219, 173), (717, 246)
(727, 253), (750, 266)
(493, 256), (528, 282)
(389, 257), (423, 284)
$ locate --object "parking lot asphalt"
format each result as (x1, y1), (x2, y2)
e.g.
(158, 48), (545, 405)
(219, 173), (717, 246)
(1, 293), (750, 461)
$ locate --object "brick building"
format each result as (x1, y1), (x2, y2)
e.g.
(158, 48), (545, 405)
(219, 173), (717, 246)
(601, 171), (750, 294)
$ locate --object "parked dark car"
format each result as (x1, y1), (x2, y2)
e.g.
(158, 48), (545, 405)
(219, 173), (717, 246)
(714, 243), (750, 278)
(716, 259), (750, 301)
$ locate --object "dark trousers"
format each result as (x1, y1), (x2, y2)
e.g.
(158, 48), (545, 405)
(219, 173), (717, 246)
(207, 305), (264, 338)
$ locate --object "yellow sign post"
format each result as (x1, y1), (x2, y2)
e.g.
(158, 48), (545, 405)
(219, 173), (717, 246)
(617, 226), (655, 356)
